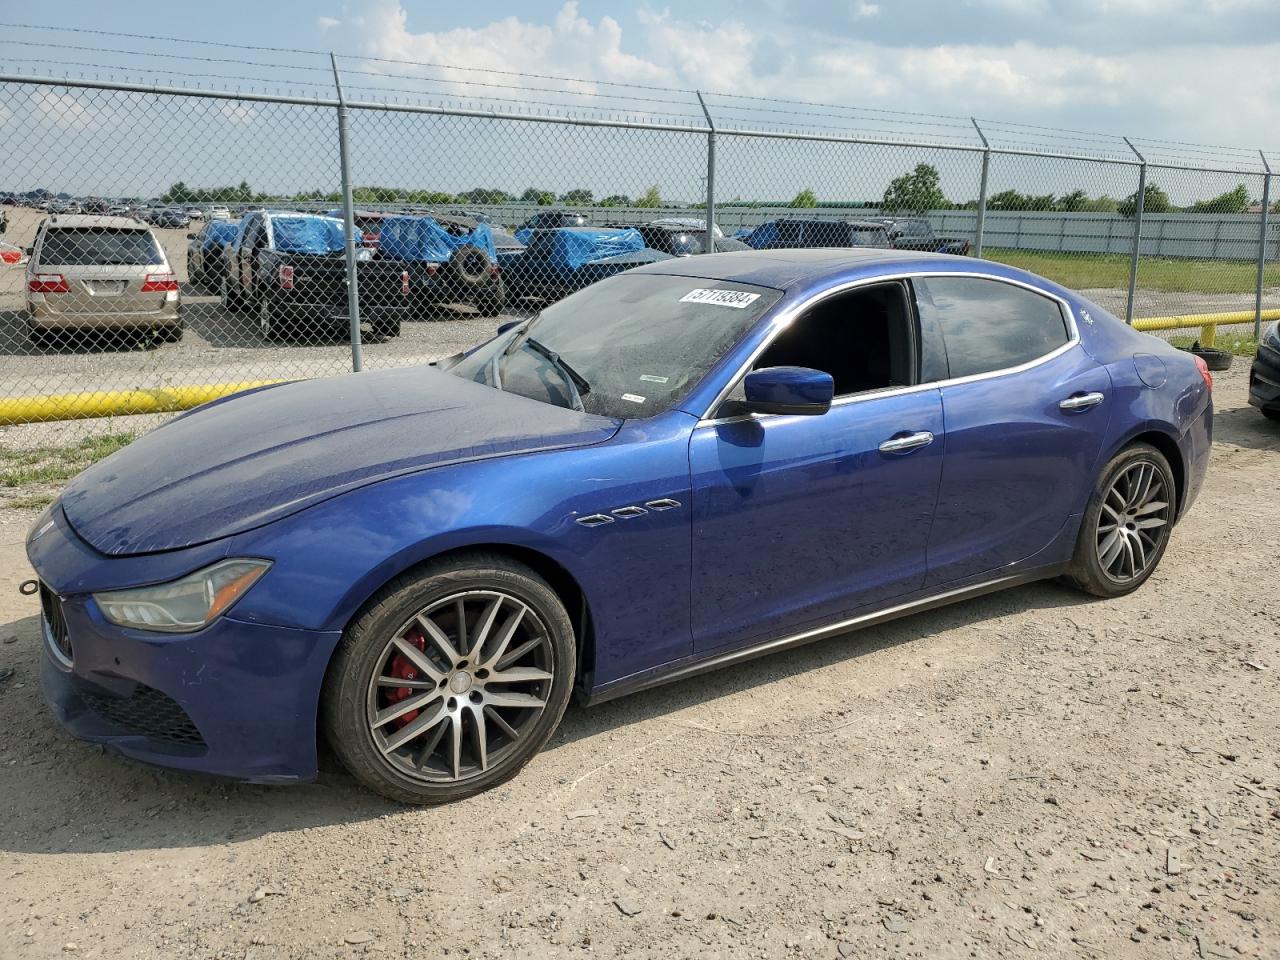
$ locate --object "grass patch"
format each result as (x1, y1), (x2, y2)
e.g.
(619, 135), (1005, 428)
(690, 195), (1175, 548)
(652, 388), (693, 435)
(1168, 334), (1259, 357)
(0, 432), (136, 492)
(983, 248), (1280, 295)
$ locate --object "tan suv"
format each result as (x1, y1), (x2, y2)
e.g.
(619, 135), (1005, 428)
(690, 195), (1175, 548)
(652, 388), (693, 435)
(26, 214), (182, 344)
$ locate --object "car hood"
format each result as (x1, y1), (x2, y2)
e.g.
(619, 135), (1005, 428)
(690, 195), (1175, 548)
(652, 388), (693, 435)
(60, 366), (621, 556)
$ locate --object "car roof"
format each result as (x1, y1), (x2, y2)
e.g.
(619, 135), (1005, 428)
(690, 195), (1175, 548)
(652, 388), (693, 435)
(45, 214), (147, 230)
(632, 247), (1005, 290)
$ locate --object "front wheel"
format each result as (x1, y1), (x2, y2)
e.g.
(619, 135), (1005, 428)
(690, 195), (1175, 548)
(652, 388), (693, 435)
(1063, 443), (1176, 598)
(322, 554), (576, 804)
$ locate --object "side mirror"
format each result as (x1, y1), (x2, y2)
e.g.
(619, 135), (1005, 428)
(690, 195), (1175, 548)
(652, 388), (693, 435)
(496, 319), (522, 335)
(741, 366), (833, 416)
(24, 246), (33, 255)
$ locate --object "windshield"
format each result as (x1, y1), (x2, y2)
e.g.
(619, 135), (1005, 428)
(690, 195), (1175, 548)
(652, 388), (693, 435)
(39, 228), (162, 265)
(447, 273), (781, 419)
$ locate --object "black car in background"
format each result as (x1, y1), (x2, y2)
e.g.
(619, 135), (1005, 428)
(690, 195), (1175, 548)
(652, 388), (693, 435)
(871, 217), (972, 255)
(516, 210), (591, 234)
(1248, 321), (1280, 421)
(186, 218), (241, 292)
(606, 221), (750, 256)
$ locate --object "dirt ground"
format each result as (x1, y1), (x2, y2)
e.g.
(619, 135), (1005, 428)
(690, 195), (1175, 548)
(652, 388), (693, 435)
(0, 365), (1276, 960)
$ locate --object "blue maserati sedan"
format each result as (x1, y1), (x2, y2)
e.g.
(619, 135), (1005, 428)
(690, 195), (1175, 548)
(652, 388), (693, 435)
(26, 249), (1213, 803)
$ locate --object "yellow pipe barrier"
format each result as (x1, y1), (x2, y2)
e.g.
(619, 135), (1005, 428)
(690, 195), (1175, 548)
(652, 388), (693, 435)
(5, 305), (1280, 427)
(0, 380), (286, 426)
(1133, 308), (1280, 349)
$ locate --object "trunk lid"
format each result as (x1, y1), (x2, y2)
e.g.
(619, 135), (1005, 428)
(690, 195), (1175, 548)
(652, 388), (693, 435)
(60, 366), (620, 556)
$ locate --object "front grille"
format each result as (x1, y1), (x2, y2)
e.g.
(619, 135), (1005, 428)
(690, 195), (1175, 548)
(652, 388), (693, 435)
(39, 581), (72, 667)
(81, 684), (206, 747)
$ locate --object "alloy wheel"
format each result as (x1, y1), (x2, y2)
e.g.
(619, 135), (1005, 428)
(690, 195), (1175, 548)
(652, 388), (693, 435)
(1095, 459), (1170, 583)
(365, 590), (555, 784)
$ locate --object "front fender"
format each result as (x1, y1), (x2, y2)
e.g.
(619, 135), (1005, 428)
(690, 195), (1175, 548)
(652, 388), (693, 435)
(226, 413), (697, 687)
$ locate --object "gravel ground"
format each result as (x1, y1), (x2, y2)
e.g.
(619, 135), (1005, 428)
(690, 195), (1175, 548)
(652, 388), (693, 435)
(0, 365), (1276, 959)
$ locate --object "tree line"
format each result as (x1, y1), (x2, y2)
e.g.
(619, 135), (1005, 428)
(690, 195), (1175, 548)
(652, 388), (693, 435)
(160, 171), (1274, 217)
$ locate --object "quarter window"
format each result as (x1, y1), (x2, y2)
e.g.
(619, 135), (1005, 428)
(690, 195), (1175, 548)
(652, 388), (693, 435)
(913, 277), (1069, 379)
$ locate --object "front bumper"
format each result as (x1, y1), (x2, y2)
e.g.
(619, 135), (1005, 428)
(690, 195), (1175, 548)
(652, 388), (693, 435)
(29, 511), (342, 783)
(1247, 341), (1280, 413)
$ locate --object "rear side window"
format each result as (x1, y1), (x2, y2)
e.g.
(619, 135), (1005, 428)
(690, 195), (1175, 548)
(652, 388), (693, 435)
(39, 228), (162, 266)
(777, 220), (804, 243)
(914, 276), (1070, 379)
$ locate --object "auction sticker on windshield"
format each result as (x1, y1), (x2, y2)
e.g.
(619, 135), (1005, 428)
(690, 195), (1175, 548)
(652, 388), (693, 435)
(679, 288), (762, 309)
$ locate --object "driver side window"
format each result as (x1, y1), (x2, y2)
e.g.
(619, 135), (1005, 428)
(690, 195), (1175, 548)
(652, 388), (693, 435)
(724, 281), (916, 408)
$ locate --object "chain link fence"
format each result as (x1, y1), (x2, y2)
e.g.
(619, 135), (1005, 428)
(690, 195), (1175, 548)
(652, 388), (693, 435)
(1, 60), (1276, 452)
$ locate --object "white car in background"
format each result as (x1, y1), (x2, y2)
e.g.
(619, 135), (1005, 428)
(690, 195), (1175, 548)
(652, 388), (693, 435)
(208, 205), (232, 220)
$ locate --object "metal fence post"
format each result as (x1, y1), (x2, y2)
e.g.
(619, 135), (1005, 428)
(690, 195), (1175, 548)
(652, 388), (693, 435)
(971, 118), (990, 258)
(1124, 137), (1146, 325)
(330, 53), (363, 373)
(1257, 150), (1273, 339)
(696, 91), (716, 252)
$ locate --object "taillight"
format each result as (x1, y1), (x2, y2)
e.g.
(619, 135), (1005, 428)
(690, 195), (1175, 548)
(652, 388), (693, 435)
(140, 272), (179, 292)
(278, 265), (294, 290)
(28, 273), (69, 293)
(1193, 355), (1212, 391)
(425, 263), (439, 277)
(488, 263), (500, 277)
(400, 270), (409, 295)
(363, 233), (380, 248)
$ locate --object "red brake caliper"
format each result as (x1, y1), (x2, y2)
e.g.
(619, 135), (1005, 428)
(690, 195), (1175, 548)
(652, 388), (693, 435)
(384, 626), (427, 728)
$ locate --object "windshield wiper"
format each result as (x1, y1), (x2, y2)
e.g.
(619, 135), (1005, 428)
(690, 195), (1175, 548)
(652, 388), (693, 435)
(520, 337), (591, 412)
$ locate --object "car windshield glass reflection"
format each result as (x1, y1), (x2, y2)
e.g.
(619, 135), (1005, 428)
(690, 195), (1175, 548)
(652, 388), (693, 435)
(448, 273), (781, 419)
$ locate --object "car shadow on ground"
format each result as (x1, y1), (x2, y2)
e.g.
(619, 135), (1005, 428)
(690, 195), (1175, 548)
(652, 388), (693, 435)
(0, 310), (164, 356)
(0, 580), (1097, 855)
(1210, 403), (1280, 452)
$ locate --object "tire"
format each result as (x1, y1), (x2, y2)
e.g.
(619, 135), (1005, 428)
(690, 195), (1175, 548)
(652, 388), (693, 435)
(475, 278), (506, 317)
(322, 553), (576, 804)
(1180, 344), (1233, 372)
(1063, 442), (1176, 598)
(370, 315), (401, 341)
(155, 321), (184, 343)
(258, 296), (284, 342)
(220, 274), (243, 313)
(1262, 408), (1280, 423)
(447, 244), (491, 289)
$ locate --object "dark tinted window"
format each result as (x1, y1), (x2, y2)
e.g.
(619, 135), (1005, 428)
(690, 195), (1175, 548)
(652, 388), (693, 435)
(914, 276), (1069, 379)
(898, 220), (930, 237)
(777, 220), (804, 243)
(39, 228), (162, 265)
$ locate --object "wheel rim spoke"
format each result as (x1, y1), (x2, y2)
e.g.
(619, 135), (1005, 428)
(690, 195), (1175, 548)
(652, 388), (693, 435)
(367, 589), (555, 785)
(372, 690), (441, 729)
(416, 614), (461, 665)
(488, 665), (553, 684)
(1094, 459), (1170, 584)
(380, 701), (448, 754)
(390, 637), (444, 682)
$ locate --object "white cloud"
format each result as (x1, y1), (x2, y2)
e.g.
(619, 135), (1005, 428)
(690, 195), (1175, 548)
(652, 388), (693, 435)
(318, 16), (341, 29)
(331, 1), (1280, 153)
(31, 90), (94, 129)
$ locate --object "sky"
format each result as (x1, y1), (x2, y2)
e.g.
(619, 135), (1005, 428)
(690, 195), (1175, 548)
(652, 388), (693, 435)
(2, 1), (1277, 201)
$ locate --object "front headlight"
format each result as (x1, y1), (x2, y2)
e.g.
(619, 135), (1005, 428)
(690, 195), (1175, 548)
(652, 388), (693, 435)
(94, 558), (271, 633)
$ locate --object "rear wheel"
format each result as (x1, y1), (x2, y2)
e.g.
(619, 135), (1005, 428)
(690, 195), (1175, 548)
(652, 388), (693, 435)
(258, 296), (283, 342)
(1262, 408), (1280, 423)
(322, 554), (575, 804)
(475, 278), (506, 317)
(1063, 443), (1175, 598)
(220, 274), (243, 313)
(154, 321), (184, 343)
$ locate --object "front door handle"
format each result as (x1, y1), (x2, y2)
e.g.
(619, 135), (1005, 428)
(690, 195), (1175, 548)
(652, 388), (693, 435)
(1059, 391), (1105, 411)
(879, 430), (934, 454)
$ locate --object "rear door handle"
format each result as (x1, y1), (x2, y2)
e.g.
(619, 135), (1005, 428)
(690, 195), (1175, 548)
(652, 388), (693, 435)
(1059, 392), (1105, 411)
(879, 430), (934, 454)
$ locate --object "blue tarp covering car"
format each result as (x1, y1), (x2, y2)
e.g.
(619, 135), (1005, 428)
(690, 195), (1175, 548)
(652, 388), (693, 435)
(269, 215), (356, 255)
(377, 215), (498, 263)
(201, 219), (240, 249)
(503, 227), (674, 302)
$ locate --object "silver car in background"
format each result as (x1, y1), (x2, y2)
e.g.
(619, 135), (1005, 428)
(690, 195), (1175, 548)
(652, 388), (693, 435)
(25, 214), (183, 344)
